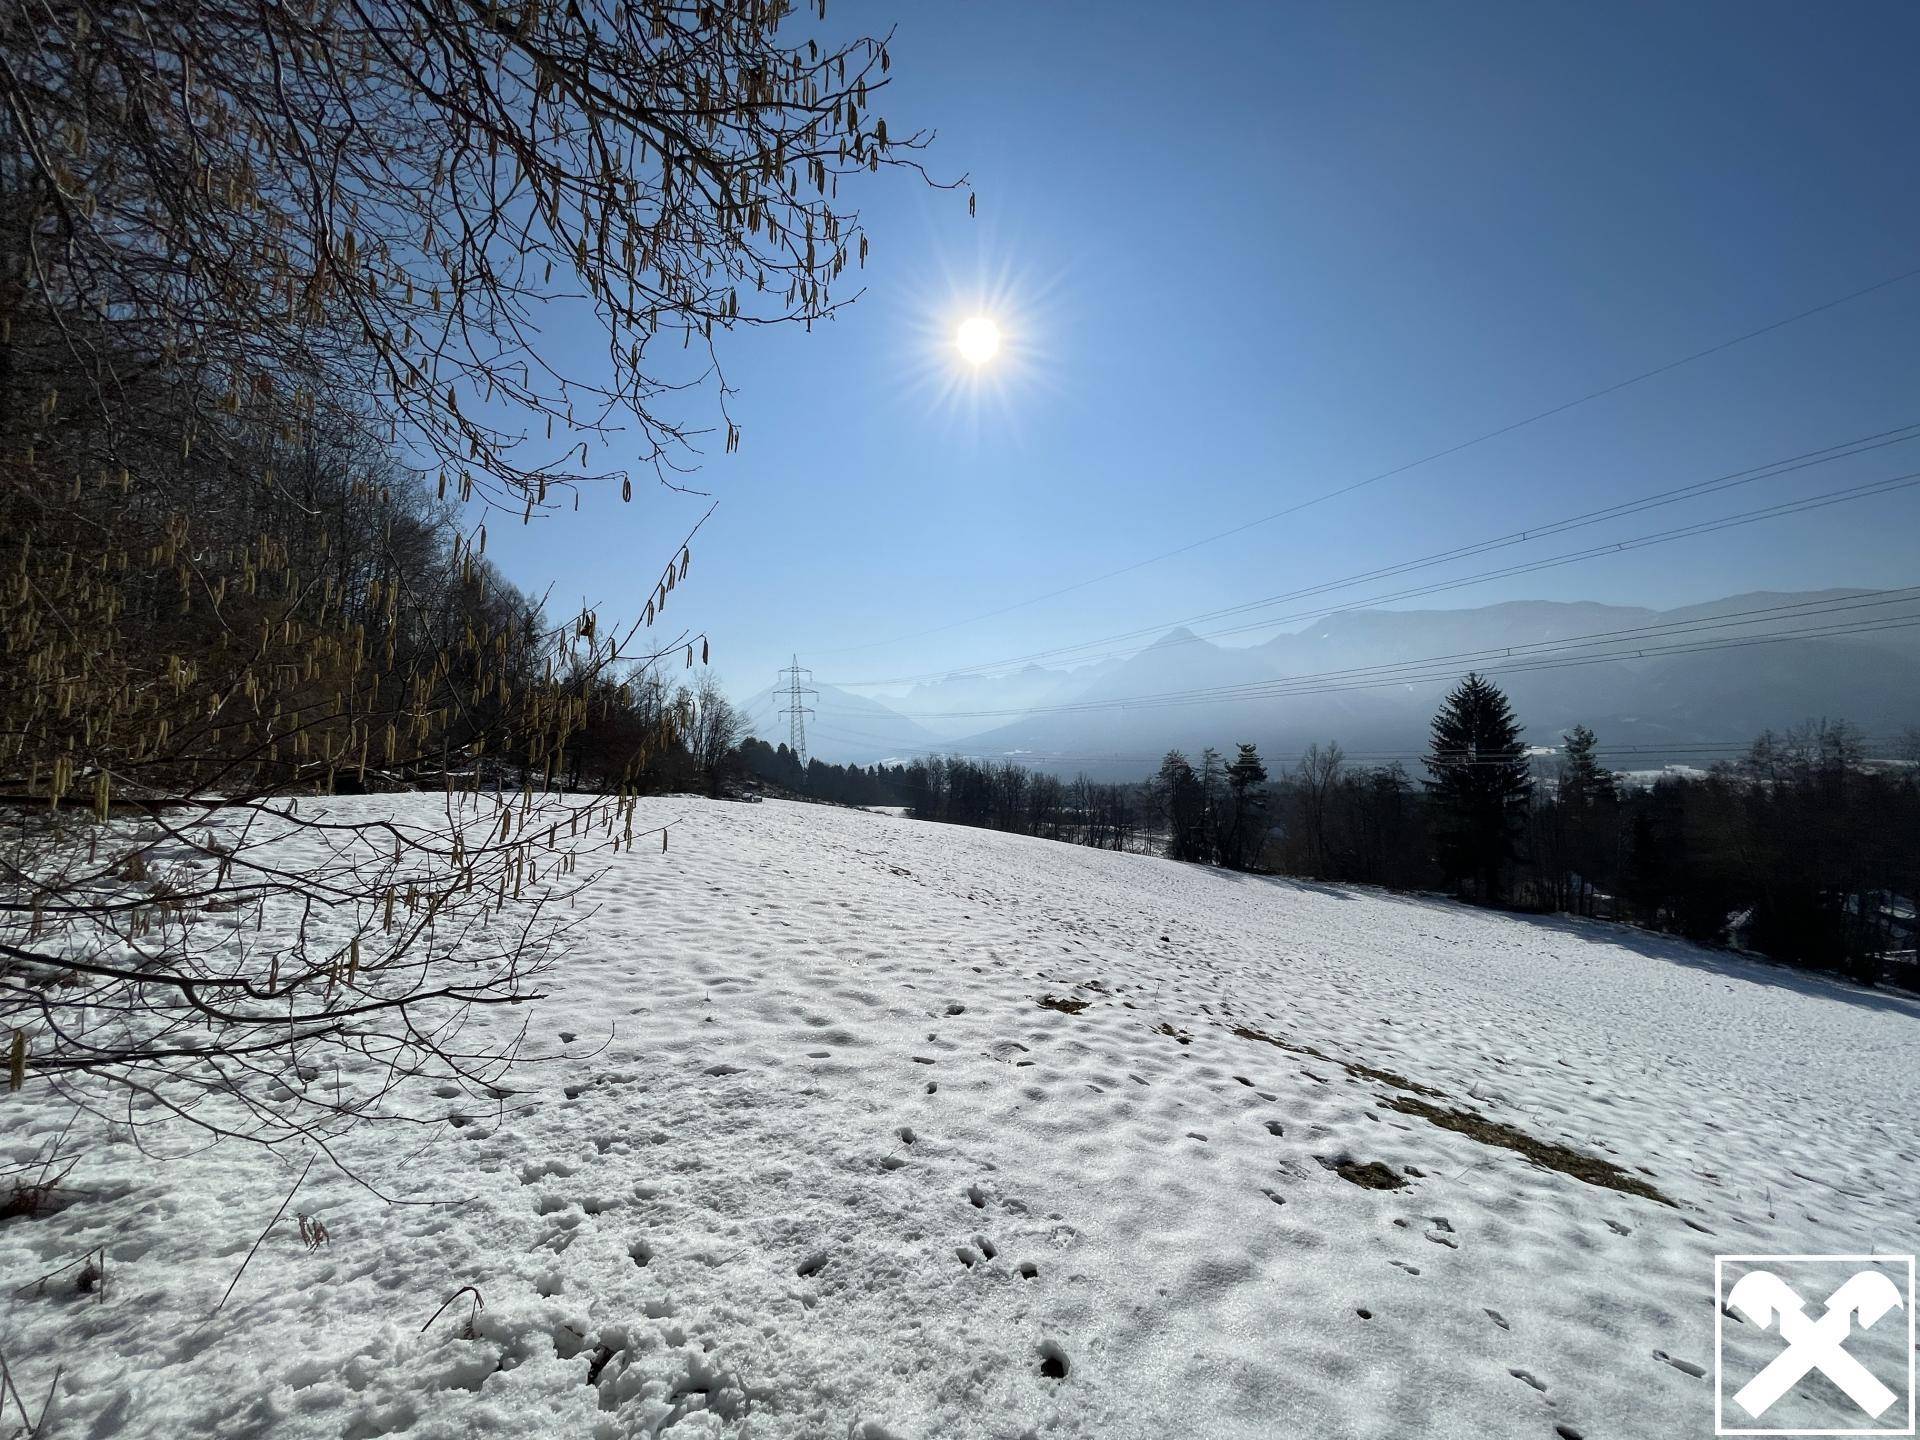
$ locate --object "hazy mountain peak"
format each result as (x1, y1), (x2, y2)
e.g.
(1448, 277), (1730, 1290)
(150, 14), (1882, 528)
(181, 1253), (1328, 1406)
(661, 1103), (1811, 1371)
(1143, 626), (1203, 651)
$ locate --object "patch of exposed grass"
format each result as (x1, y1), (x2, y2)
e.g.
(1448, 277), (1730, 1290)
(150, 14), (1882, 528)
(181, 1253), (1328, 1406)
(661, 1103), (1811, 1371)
(0, 1157), (78, 1222)
(1381, 1096), (1673, 1206)
(1037, 996), (1088, 1015)
(1344, 1060), (1444, 1097)
(1228, 1025), (1444, 1097)
(1153, 1022), (1190, 1044)
(1333, 1160), (1408, 1191)
(0, 1179), (57, 1222)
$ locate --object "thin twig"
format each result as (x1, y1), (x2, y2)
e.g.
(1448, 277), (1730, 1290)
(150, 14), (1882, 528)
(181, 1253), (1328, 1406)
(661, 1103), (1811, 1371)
(208, 1155), (313, 1319)
(0, 1348), (34, 1434)
(420, 1285), (484, 1338)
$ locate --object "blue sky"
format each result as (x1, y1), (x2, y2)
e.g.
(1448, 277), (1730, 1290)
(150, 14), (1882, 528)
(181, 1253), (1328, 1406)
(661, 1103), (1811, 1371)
(486, 0), (1920, 703)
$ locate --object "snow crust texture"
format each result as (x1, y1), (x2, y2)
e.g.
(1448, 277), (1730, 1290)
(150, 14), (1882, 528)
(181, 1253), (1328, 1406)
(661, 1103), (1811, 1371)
(4, 796), (1917, 1439)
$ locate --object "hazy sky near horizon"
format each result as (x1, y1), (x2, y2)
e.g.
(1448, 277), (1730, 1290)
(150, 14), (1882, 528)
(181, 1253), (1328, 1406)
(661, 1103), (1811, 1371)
(485, 0), (1920, 703)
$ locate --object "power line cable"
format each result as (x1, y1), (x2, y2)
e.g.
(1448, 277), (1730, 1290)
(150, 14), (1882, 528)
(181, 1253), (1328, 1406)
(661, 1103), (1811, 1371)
(877, 590), (1920, 720)
(981, 614), (1920, 719)
(810, 264), (1920, 658)
(828, 439), (1920, 687)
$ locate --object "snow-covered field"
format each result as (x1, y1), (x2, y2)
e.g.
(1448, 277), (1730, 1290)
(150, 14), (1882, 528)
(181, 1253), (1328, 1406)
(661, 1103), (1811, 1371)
(5, 795), (1918, 1439)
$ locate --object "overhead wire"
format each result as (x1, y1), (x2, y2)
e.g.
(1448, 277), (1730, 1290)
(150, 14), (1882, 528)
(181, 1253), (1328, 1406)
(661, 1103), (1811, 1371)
(808, 264), (1920, 659)
(860, 589), (1920, 720)
(826, 434), (1920, 687)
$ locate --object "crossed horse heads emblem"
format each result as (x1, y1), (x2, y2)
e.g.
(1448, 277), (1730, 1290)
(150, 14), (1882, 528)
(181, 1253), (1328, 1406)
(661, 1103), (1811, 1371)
(1728, 1269), (1906, 1420)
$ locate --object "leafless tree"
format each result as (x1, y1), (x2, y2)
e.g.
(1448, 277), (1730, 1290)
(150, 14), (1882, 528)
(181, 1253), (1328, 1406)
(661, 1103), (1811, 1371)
(685, 672), (742, 796)
(1, 0), (955, 1155)
(1293, 741), (1345, 880)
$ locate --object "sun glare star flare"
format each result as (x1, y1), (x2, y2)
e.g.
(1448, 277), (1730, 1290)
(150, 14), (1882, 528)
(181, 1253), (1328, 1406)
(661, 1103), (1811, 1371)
(956, 316), (1002, 365)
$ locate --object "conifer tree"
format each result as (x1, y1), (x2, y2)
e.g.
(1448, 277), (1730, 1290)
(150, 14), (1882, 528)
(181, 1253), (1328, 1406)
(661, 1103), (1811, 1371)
(1224, 743), (1269, 870)
(1156, 751), (1206, 862)
(1551, 722), (1620, 913)
(1423, 672), (1532, 902)
(1559, 724), (1619, 809)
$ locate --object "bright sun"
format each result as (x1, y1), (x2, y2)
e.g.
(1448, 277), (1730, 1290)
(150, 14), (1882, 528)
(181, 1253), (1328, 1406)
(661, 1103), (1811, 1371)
(956, 316), (1001, 366)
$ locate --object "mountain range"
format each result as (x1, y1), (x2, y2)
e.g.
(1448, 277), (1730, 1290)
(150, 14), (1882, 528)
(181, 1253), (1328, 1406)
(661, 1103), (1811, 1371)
(741, 589), (1920, 778)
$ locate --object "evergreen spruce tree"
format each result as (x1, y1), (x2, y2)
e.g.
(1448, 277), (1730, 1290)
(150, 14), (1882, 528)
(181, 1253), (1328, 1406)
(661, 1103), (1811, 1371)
(1559, 724), (1619, 809)
(1225, 743), (1270, 869)
(1423, 672), (1533, 902)
(1555, 722), (1620, 913)
(1156, 751), (1207, 862)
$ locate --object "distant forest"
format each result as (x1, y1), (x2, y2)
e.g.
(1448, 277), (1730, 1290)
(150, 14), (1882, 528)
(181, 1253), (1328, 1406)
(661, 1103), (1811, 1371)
(731, 676), (1919, 987)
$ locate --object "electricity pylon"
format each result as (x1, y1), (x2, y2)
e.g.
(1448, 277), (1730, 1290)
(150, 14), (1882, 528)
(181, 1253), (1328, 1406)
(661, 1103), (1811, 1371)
(775, 655), (817, 768)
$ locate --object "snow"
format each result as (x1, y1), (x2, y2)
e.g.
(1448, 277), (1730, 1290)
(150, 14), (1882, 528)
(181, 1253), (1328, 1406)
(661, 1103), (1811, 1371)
(5, 795), (1918, 1438)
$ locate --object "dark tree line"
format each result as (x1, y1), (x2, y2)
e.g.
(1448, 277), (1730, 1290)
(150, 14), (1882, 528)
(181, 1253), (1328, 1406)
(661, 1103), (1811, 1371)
(735, 738), (912, 809)
(898, 756), (1143, 851)
(1599, 722), (1918, 978)
(880, 672), (1919, 986)
(1152, 744), (1270, 868)
(1264, 675), (1918, 985)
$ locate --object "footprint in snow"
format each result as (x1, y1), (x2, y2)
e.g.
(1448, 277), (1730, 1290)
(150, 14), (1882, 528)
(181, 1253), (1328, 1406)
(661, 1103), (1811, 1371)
(1037, 1341), (1070, 1380)
(1485, 1308), (1510, 1330)
(1509, 1368), (1547, 1393)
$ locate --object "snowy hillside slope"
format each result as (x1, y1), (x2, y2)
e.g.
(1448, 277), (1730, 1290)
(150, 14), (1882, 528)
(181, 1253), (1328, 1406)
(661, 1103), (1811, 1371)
(3, 796), (1917, 1438)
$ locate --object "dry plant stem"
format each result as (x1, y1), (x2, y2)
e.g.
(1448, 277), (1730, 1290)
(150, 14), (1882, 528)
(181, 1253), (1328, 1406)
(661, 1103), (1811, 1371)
(209, 1154), (314, 1319)
(420, 1284), (484, 1338)
(0, 1348), (32, 1434)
